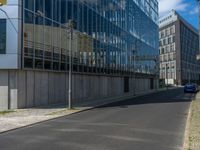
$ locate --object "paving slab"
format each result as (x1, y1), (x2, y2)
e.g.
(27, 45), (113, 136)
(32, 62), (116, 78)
(0, 104), (82, 133)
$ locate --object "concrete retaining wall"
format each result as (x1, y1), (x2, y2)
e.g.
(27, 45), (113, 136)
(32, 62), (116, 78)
(0, 70), (157, 111)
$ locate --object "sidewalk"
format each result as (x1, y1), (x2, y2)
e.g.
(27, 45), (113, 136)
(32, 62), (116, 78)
(0, 104), (81, 133)
(184, 92), (200, 150)
(0, 87), (177, 133)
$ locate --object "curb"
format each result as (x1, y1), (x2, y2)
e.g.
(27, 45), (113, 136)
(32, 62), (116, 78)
(183, 92), (200, 150)
(0, 108), (90, 135)
(0, 87), (179, 135)
(183, 100), (192, 150)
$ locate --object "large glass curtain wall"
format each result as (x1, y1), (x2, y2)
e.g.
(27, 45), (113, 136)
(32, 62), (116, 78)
(23, 0), (158, 75)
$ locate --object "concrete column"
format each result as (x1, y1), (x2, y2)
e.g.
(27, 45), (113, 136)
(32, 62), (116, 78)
(9, 70), (18, 109)
(17, 71), (26, 108)
(0, 71), (9, 111)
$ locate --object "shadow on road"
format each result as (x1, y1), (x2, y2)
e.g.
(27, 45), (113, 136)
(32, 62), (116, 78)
(97, 88), (195, 109)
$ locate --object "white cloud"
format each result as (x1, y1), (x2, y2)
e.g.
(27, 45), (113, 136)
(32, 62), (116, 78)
(189, 6), (198, 15)
(158, 0), (189, 17)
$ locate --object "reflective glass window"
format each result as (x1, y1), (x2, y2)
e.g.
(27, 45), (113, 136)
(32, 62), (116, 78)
(53, 0), (60, 22)
(25, 0), (34, 11)
(0, 19), (6, 54)
(45, 0), (52, 19)
(35, 0), (44, 14)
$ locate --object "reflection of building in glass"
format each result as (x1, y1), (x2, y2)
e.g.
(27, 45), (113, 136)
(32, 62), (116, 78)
(24, 23), (94, 69)
(159, 10), (200, 85)
(23, 0), (158, 74)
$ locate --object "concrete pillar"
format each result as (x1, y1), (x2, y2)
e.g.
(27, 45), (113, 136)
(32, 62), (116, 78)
(0, 71), (9, 111)
(17, 71), (26, 108)
(26, 71), (34, 107)
(9, 70), (18, 109)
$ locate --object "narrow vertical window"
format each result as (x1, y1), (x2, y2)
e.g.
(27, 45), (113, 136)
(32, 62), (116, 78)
(0, 19), (6, 54)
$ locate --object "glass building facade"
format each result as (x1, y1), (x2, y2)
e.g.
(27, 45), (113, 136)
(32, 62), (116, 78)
(23, 0), (158, 75)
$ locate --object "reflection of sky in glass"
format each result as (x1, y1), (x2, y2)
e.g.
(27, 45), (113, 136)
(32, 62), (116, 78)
(0, 19), (6, 54)
(0, 6), (18, 18)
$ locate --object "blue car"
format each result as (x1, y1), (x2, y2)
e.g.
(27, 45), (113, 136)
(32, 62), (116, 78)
(184, 83), (199, 93)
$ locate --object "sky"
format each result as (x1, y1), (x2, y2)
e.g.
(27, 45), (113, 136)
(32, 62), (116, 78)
(158, 0), (199, 29)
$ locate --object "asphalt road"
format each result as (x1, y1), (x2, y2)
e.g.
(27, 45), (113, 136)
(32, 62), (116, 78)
(0, 88), (193, 150)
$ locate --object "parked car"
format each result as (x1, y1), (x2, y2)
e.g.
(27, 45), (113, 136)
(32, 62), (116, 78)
(184, 83), (199, 93)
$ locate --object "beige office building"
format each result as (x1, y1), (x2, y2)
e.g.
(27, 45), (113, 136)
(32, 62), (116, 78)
(159, 10), (200, 85)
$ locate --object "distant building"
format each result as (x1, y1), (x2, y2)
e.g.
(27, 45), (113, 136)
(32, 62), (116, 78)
(159, 10), (200, 85)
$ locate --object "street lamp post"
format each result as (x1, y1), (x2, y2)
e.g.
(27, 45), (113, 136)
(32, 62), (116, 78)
(197, 0), (200, 85)
(197, 1), (200, 59)
(68, 20), (74, 110)
(61, 20), (75, 109)
(133, 47), (136, 96)
(166, 63), (169, 89)
(197, 1), (200, 60)
(155, 57), (159, 90)
(189, 69), (191, 84)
